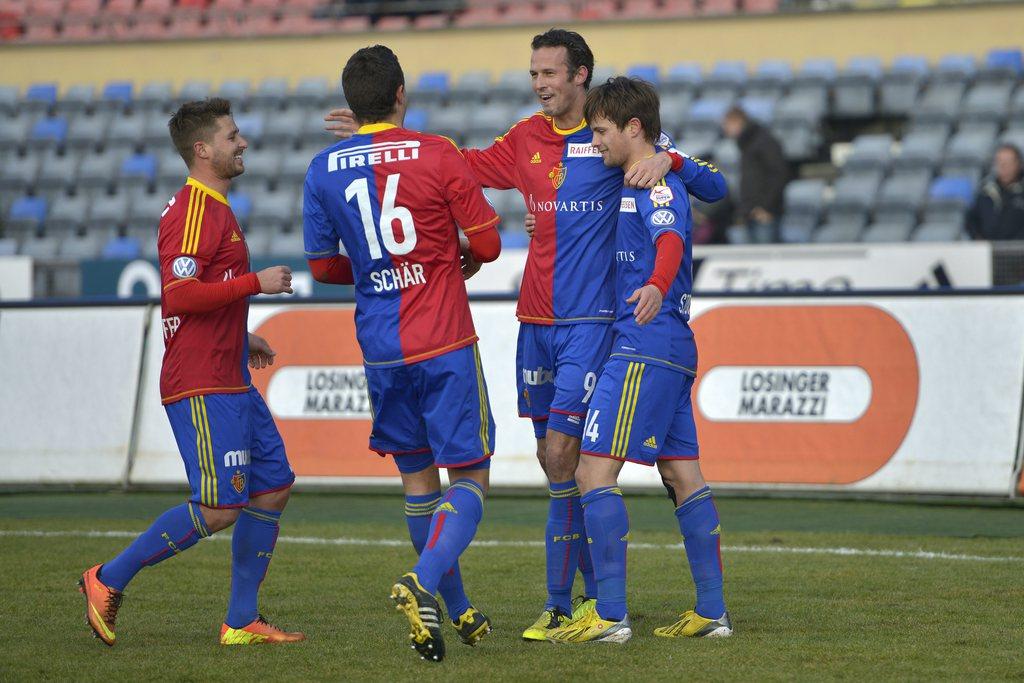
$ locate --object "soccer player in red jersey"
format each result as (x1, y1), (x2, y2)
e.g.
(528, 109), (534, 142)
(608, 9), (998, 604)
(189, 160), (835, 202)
(304, 46), (501, 662)
(78, 98), (304, 647)
(326, 31), (727, 640)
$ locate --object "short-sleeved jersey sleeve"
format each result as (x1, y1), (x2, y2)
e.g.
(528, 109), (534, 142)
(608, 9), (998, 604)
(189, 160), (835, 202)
(440, 141), (501, 236)
(158, 189), (222, 291)
(302, 163), (339, 260)
(460, 122), (520, 190)
(636, 182), (687, 245)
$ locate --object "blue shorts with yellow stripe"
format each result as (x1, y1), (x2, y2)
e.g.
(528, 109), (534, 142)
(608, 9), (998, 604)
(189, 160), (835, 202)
(366, 343), (495, 470)
(164, 388), (295, 509)
(580, 357), (699, 466)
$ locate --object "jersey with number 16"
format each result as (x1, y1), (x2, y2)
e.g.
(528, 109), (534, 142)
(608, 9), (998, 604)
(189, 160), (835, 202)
(303, 123), (500, 369)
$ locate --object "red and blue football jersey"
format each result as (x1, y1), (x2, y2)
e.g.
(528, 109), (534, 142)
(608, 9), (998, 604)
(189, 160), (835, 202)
(462, 112), (725, 325)
(303, 123), (499, 368)
(612, 171), (696, 375)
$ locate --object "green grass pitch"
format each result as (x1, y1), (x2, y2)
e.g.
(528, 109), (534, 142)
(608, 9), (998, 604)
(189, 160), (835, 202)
(1, 491), (1023, 681)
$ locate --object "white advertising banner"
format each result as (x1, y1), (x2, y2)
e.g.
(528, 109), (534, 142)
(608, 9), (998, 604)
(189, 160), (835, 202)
(0, 256), (33, 301)
(465, 243), (993, 295)
(0, 307), (146, 483)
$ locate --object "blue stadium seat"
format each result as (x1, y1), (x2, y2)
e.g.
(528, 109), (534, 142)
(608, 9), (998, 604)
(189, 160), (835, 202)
(6, 196), (48, 233)
(227, 191), (253, 222)
(627, 64), (661, 85)
(24, 83), (58, 113)
(120, 153), (157, 186)
(102, 235), (142, 260)
(29, 117), (68, 148)
(413, 72), (450, 106)
(926, 176), (975, 217)
(935, 54), (976, 83)
(404, 108), (429, 132)
(102, 81), (134, 109)
(979, 48), (1023, 84)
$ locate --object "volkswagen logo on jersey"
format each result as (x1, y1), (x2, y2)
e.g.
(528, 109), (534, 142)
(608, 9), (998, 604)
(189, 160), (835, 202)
(172, 256), (198, 279)
(651, 209), (676, 226)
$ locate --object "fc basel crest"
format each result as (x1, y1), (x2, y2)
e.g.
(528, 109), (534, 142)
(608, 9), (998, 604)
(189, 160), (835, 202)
(548, 161), (567, 189)
(231, 470), (246, 494)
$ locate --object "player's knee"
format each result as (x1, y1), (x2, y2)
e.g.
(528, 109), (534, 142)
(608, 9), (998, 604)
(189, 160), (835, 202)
(249, 487), (291, 513)
(199, 505), (240, 533)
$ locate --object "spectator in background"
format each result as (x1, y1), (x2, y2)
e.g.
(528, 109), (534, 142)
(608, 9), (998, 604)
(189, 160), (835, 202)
(967, 144), (1024, 241)
(721, 106), (788, 243)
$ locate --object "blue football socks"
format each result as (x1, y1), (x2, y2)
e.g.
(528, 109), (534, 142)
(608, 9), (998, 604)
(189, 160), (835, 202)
(412, 479), (485, 595)
(225, 506), (282, 628)
(581, 486), (629, 622)
(675, 486), (726, 618)
(544, 479), (584, 614)
(99, 501), (209, 592)
(404, 491), (471, 619)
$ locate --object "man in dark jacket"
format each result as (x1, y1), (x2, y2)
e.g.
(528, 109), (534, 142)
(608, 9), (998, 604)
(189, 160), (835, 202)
(967, 144), (1024, 241)
(722, 106), (789, 243)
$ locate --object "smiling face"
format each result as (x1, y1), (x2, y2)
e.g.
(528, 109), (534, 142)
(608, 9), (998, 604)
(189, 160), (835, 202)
(589, 113), (634, 169)
(530, 46), (587, 123)
(199, 116), (247, 180)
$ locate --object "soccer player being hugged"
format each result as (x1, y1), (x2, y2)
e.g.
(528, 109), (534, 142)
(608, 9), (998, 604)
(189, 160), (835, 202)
(303, 46), (501, 663)
(325, 29), (726, 641)
(547, 78), (731, 644)
(79, 99), (303, 646)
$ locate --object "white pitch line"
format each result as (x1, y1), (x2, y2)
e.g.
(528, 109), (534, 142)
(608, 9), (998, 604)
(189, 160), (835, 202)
(1, 529), (1021, 563)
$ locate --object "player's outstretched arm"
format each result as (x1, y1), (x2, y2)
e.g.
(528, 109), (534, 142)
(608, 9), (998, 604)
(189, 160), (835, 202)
(163, 266), (291, 316)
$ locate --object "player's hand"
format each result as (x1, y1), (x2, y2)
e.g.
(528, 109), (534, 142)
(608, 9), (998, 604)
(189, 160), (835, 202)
(257, 266), (293, 294)
(248, 333), (276, 370)
(460, 238), (482, 280)
(524, 213), (536, 238)
(325, 108), (358, 139)
(750, 207), (773, 223)
(625, 152), (674, 189)
(626, 284), (663, 325)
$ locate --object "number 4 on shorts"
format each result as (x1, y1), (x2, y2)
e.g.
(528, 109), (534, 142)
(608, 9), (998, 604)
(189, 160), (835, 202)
(584, 410), (600, 443)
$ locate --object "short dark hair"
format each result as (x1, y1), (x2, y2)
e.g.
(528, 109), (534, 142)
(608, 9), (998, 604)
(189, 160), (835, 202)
(168, 97), (232, 167)
(342, 45), (405, 124)
(531, 28), (595, 89)
(996, 142), (1023, 165)
(583, 77), (661, 144)
(724, 105), (748, 122)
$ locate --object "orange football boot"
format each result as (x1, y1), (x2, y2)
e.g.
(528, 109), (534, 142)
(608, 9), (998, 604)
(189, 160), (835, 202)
(78, 564), (122, 646)
(220, 615), (306, 645)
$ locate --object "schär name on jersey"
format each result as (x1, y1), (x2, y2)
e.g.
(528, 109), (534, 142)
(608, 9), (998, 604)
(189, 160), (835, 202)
(328, 140), (420, 172)
(370, 261), (427, 293)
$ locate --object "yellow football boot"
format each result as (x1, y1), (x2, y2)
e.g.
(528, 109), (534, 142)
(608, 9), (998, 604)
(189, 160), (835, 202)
(571, 595), (597, 620)
(521, 607), (570, 641)
(391, 572), (445, 662)
(654, 610), (733, 638)
(220, 615), (306, 645)
(451, 606), (491, 646)
(547, 609), (632, 644)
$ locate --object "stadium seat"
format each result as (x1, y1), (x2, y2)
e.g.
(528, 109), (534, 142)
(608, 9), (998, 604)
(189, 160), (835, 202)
(745, 60), (792, 101)
(267, 229), (304, 258)
(36, 150), (82, 192)
(0, 114), (33, 152)
(893, 130), (946, 172)
(790, 58), (836, 108)
(0, 85), (19, 116)
(241, 228), (270, 257)
(85, 191), (130, 231)
(449, 70), (492, 100)
(120, 153), (157, 188)
(924, 176), (974, 226)
(576, 0), (617, 20)
(107, 112), (146, 149)
(233, 111), (264, 144)
(6, 195), (48, 234)
(127, 190), (170, 231)
(943, 130), (996, 177)
(216, 79), (250, 106)
(834, 57), (882, 118)
(700, 0), (737, 16)
(293, 77), (331, 108)
(934, 54), (976, 84)
(700, 61), (746, 103)
(910, 81), (966, 132)
(779, 179), (826, 242)
(0, 154), (40, 192)
(710, 137), (740, 173)
(862, 216), (917, 243)
(412, 72), (450, 107)
(227, 190), (252, 222)
(177, 80), (212, 104)
(250, 188), (296, 229)
(627, 64), (661, 85)
(812, 219), (865, 243)
(660, 92), (693, 129)
(100, 81), (133, 111)
(250, 78), (289, 109)
(18, 234), (60, 259)
(960, 83), (1013, 124)
(136, 81), (173, 111)
(0, 238), (17, 256)
(490, 68), (533, 104)
(401, 107), (428, 133)
(1002, 128), (1024, 154)
(24, 83), (58, 114)
(912, 221), (963, 242)
(29, 116), (68, 149)
(879, 55), (928, 116)
(662, 62), (702, 96)
(300, 110), (336, 147)
(54, 84), (95, 116)
(262, 107), (305, 145)
(737, 96), (774, 124)
(467, 103), (516, 137)
(77, 150), (121, 190)
(876, 170), (931, 214)
(101, 234), (141, 260)
(977, 48), (1023, 85)
(63, 112), (107, 151)
(154, 148), (187, 187)
(429, 105), (471, 141)
(279, 149), (314, 185)
(843, 134), (893, 172)
(59, 230), (103, 259)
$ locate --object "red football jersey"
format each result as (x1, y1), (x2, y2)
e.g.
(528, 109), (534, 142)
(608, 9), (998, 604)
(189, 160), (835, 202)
(158, 177), (253, 404)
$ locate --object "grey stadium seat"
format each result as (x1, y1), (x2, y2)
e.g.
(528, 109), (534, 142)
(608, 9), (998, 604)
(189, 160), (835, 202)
(217, 79), (251, 107)
(235, 148), (280, 186)
(710, 138), (740, 174)
(85, 191), (130, 231)
(959, 83), (1013, 124)
(467, 103), (516, 138)
(862, 217), (916, 243)
(36, 151), (82, 193)
(128, 191), (170, 231)
(0, 85), (19, 116)
(279, 151), (313, 185)
(242, 228), (271, 258)
(490, 69), (533, 104)
(660, 92), (693, 128)
(267, 230), (304, 258)
(0, 237), (16, 255)
(913, 221), (964, 242)
(249, 78), (289, 109)
(293, 77), (331, 108)
(142, 111), (173, 146)
(107, 113), (146, 148)
(58, 231), (103, 259)
(0, 154), (40, 193)
(450, 71), (492, 100)
(834, 57), (882, 118)
(1009, 88), (1024, 125)
(876, 170), (931, 212)
(812, 220), (865, 243)
(844, 134), (893, 173)
(262, 108), (306, 145)
(879, 58), (928, 116)
(55, 84), (96, 116)
(176, 80), (212, 105)
(45, 194), (90, 232)
(0, 114), (33, 152)
(300, 111), (337, 147)
(66, 113), (112, 150)
(943, 130), (996, 175)
(893, 132), (947, 172)
(77, 151), (122, 190)
(136, 81), (174, 111)
(428, 106), (471, 140)
(250, 189), (296, 229)
(779, 178), (827, 243)
(910, 82), (966, 129)
(156, 149), (188, 186)
(19, 235), (60, 259)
